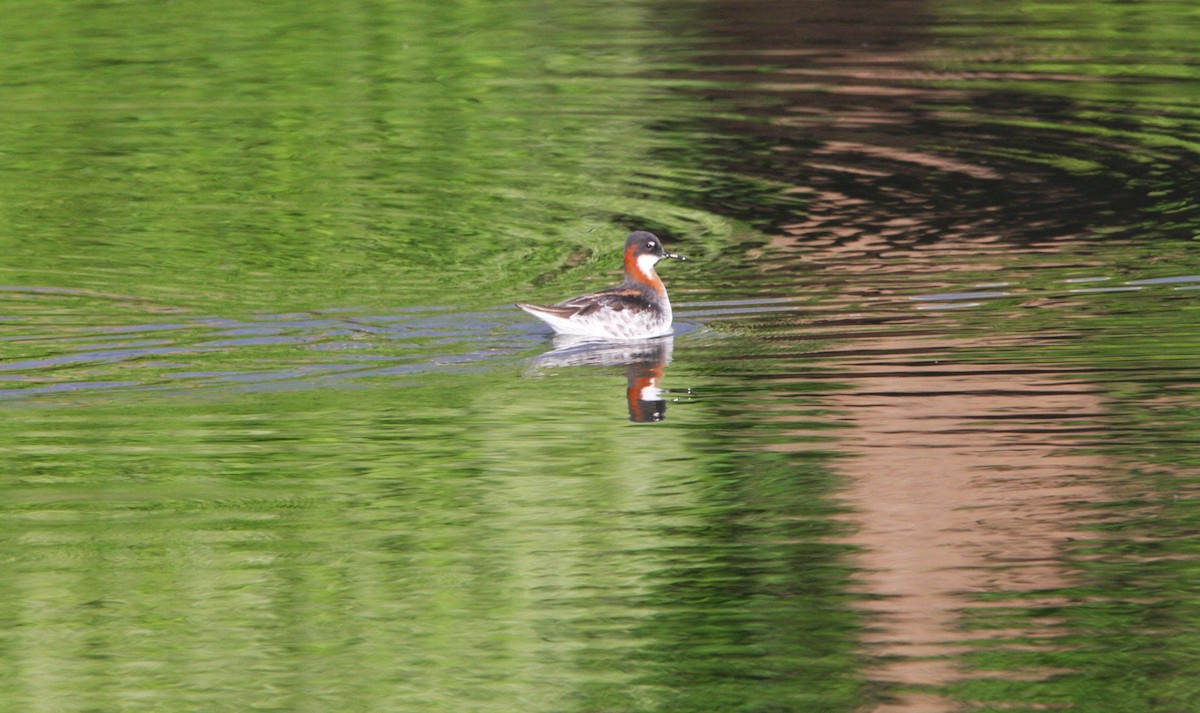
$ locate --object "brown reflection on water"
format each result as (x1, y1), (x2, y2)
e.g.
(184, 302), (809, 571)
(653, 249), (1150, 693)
(830, 341), (1109, 712)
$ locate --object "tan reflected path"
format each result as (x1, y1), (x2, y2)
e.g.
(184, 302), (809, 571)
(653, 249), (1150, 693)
(831, 342), (1108, 712)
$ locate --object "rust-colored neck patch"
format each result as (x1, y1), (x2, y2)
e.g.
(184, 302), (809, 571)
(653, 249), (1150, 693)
(624, 245), (665, 294)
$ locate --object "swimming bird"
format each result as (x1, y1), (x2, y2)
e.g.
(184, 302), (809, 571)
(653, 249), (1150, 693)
(517, 231), (689, 339)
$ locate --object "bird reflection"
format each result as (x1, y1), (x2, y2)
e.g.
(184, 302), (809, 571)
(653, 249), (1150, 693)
(529, 335), (678, 423)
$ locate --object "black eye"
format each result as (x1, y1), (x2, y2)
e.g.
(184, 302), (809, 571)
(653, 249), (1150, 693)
(648, 241), (656, 248)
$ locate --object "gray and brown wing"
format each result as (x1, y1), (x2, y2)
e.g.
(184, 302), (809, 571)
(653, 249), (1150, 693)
(518, 288), (649, 319)
(554, 288), (650, 316)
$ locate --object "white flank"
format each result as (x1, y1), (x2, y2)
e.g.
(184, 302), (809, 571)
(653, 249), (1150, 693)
(519, 302), (672, 340)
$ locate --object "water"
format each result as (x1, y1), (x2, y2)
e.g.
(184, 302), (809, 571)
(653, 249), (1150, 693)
(2, 1), (1199, 711)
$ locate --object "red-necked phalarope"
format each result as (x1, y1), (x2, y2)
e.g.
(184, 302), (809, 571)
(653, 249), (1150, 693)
(517, 231), (689, 339)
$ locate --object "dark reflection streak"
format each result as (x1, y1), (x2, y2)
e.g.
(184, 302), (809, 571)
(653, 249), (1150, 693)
(643, 5), (1199, 705)
(955, 413), (1107, 422)
(725, 365), (1186, 379)
(857, 389), (1107, 397)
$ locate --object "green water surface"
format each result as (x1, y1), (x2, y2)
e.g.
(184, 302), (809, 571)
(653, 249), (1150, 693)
(2, 1), (1199, 712)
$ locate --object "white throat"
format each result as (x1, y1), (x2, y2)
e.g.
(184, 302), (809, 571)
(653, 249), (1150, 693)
(635, 253), (661, 277)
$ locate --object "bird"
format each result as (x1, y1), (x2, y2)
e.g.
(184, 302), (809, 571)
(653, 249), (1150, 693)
(517, 231), (689, 339)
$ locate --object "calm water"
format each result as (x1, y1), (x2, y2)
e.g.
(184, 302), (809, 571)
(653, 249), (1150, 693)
(2, 1), (1199, 711)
